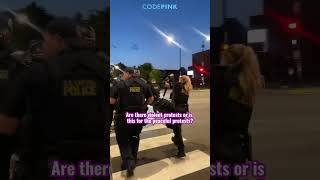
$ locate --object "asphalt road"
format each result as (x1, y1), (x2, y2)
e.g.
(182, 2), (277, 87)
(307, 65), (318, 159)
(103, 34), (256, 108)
(110, 88), (320, 179)
(110, 89), (211, 180)
(250, 89), (320, 180)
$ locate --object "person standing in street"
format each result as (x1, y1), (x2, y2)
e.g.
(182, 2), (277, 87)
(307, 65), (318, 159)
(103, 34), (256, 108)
(110, 67), (154, 177)
(163, 73), (174, 98)
(212, 44), (263, 180)
(168, 75), (193, 158)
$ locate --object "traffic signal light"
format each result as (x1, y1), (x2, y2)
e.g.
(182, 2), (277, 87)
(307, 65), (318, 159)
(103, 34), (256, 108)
(287, 20), (301, 34)
(199, 68), (204, 72)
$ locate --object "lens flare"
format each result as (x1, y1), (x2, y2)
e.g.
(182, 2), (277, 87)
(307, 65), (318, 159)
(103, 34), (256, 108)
(1, 6), (44, 36)
(149, 23), (187, 51)
(192, 27), (210, 42)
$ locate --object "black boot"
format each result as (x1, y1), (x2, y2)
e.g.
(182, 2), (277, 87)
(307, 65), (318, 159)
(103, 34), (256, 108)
(126, 159), (135, 177)
(121, 161), (126, 170)
(176, 146), (186, 158)
(171, 136), (178, 146)
(131, 136), (140, 168)
(172, 125), (185, 158)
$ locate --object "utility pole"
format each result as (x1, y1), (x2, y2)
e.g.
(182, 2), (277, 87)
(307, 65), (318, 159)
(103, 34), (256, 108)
(179, 47), (181, 75)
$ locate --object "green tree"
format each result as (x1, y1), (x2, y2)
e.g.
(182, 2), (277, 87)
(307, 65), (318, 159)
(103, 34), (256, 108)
(149, 69), (162, 83)
(138, 63), (153, 81)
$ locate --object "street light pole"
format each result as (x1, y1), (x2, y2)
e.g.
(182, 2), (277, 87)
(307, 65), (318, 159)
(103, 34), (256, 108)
(179, 47), (182, 75)
(179, 47), (181, 69)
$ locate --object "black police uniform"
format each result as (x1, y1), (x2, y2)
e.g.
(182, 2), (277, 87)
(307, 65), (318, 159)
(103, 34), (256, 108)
(0, 48), (108, 179)
(0, 14), (33, 180)
(111, 75), (153, 174)
(212, 65), (253, 162)
(0, 49), (17, 180)
(168, 82), (189, 157)
(109, 79), (118, 128)
(211, 65), (253, 180)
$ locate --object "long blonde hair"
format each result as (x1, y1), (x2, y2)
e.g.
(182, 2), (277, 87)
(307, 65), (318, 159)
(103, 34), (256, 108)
(222, 44), (263, 106)
(179, 75), (193, 95)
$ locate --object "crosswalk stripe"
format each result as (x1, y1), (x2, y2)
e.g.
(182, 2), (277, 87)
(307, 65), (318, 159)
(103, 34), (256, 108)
(110, 124), (167, 138)
(110, 134), (186, 158)
(112, 150), (210, 179)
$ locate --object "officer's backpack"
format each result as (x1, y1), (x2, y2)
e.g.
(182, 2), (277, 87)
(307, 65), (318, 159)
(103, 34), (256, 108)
(46, 51), (107, 143)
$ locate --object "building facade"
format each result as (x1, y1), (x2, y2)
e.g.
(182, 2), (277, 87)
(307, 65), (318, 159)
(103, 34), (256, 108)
(260, 0), (320, 82)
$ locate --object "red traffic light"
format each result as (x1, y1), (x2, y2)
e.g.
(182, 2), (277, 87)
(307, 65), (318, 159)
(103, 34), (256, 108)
(199, 68), (204, 72)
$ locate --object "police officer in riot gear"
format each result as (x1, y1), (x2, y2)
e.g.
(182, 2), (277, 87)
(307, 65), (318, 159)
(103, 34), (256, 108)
(0, 17), (108, 179)
(110, 67), (154, 177)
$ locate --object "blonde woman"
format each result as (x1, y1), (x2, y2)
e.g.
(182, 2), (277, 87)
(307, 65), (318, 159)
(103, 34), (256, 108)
(168, 75), (193, 157)
(221, 44), (263, 107)
(214, 44), (263, 164)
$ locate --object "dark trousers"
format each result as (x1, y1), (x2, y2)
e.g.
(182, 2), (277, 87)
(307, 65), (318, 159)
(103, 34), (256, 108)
(166, 124), (184, 150)
(114, 112), (143, 162)
(173, 125), (184, 149)
(169, 104), (188, 150)
(163, 88), (168, 97)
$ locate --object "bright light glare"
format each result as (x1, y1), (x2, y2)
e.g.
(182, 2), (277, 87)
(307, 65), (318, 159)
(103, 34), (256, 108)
(167, 36), (174, 44)
(3, 8), (44, 35)
(149, 23), (187, 51)
(111, 64), (124, 73)
(206, 36), (210, 42)
(193, 27), (210, 42)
